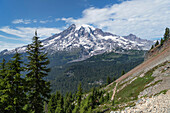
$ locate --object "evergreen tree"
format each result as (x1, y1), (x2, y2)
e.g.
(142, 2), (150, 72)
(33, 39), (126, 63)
(150, 45), (154, 50)
(0, 59), (8, 112)
(121, 70), (125, 76)
(77, 83), (83, 107)
(26, 31), (51, 112)
(155, 40), (159, 47)
(0, 60), (15, 112)
(164, 27), (170, 41)
(160, 38), (164, 46)
(0, 59), (6, 79)
(48, 94), (56, 113)
(0, 52), (27, 113)
(55, 97), (63, 113)
(107, 76), (111, 84)
(11, 51), (27, 113)
(64, 92), (73, 113)
(55, 92), (64, 113)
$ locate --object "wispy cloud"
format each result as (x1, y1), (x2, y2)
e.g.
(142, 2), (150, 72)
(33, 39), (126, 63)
(12, 19), (55, 24)
(55, 18), (61, 22)
(0, 41), (25, 51)
(62, 0), (170, 39)
(0, 34), (27, 41)
(12, 19), (32, 24)
(40, 20), (53, 24)
(0, 26), (61, 41)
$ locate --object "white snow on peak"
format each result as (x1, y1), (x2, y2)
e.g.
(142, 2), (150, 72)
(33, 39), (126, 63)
(1, 24), (154, 56)
(75, 24), (95, 31)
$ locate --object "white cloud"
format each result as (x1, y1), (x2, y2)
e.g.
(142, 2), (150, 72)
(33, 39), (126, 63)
(0, 35), (27, 41)
(55, 18), (61, 22)
(12, 19), (54, 24)
(12, 19), (31, 24)
(0, 26), (61, 42)
(62, 0), (170, 39)
(0, 41), (25, 51)
(33, 19), (37, 23)
(39, 20), (53, 24)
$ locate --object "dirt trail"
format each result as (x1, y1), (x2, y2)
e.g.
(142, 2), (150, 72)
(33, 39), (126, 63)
(111, 82), (118, 100)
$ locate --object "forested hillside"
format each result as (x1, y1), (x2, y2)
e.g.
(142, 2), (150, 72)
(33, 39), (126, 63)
(49, 50), (145, 94)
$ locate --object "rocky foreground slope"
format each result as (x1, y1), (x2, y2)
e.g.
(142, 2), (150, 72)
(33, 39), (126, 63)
(101, 38), (170, 113)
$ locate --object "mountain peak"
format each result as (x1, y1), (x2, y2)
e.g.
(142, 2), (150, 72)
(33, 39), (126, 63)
(67, 24), (76, 31)
(128, 33), (137, 37)
(1, 24), (154, 56)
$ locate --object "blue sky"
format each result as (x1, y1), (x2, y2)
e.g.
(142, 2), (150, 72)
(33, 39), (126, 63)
(0, 0), (169, 51)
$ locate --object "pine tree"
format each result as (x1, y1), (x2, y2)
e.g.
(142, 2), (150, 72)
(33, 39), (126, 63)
(155, 40), (159, 47)
(0, 60), (17, 112)
(0, 52), (27, 113)
(55, 93), (64, 113)
(0, 60), (16, 112)
(48, 94), (56, 113)
(107, 76), (111, 84)
(164, 27), (170, 41)
(0, 59), (6, 79)
(77, 83), (83, 107)
(160, 38), (164, 46)
(0, 59), (8, 112)
(150, 45), (154, 50)
(121, 70), (125, 76)
(26, 31), (51, 112)
(64, 92), (73, 113)
(11, 51), (27, 113)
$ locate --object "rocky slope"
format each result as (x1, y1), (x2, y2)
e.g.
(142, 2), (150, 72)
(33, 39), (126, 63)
(95, 38), (170, 113)
(113, 90), (170, 113)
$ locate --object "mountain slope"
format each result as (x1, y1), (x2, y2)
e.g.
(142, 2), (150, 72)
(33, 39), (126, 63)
(48, 50), (145, 94)
(93, 37), (170, 112)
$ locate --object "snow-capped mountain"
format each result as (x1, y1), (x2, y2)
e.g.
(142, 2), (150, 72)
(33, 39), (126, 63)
(1, 24), (154, 56)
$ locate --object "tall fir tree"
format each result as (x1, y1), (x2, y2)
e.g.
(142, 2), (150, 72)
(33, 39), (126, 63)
(0, 52), (27, 113)
(0, 60), (16, 112)
(26, 31), (51, 113)
(11, 51), (27, 113)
